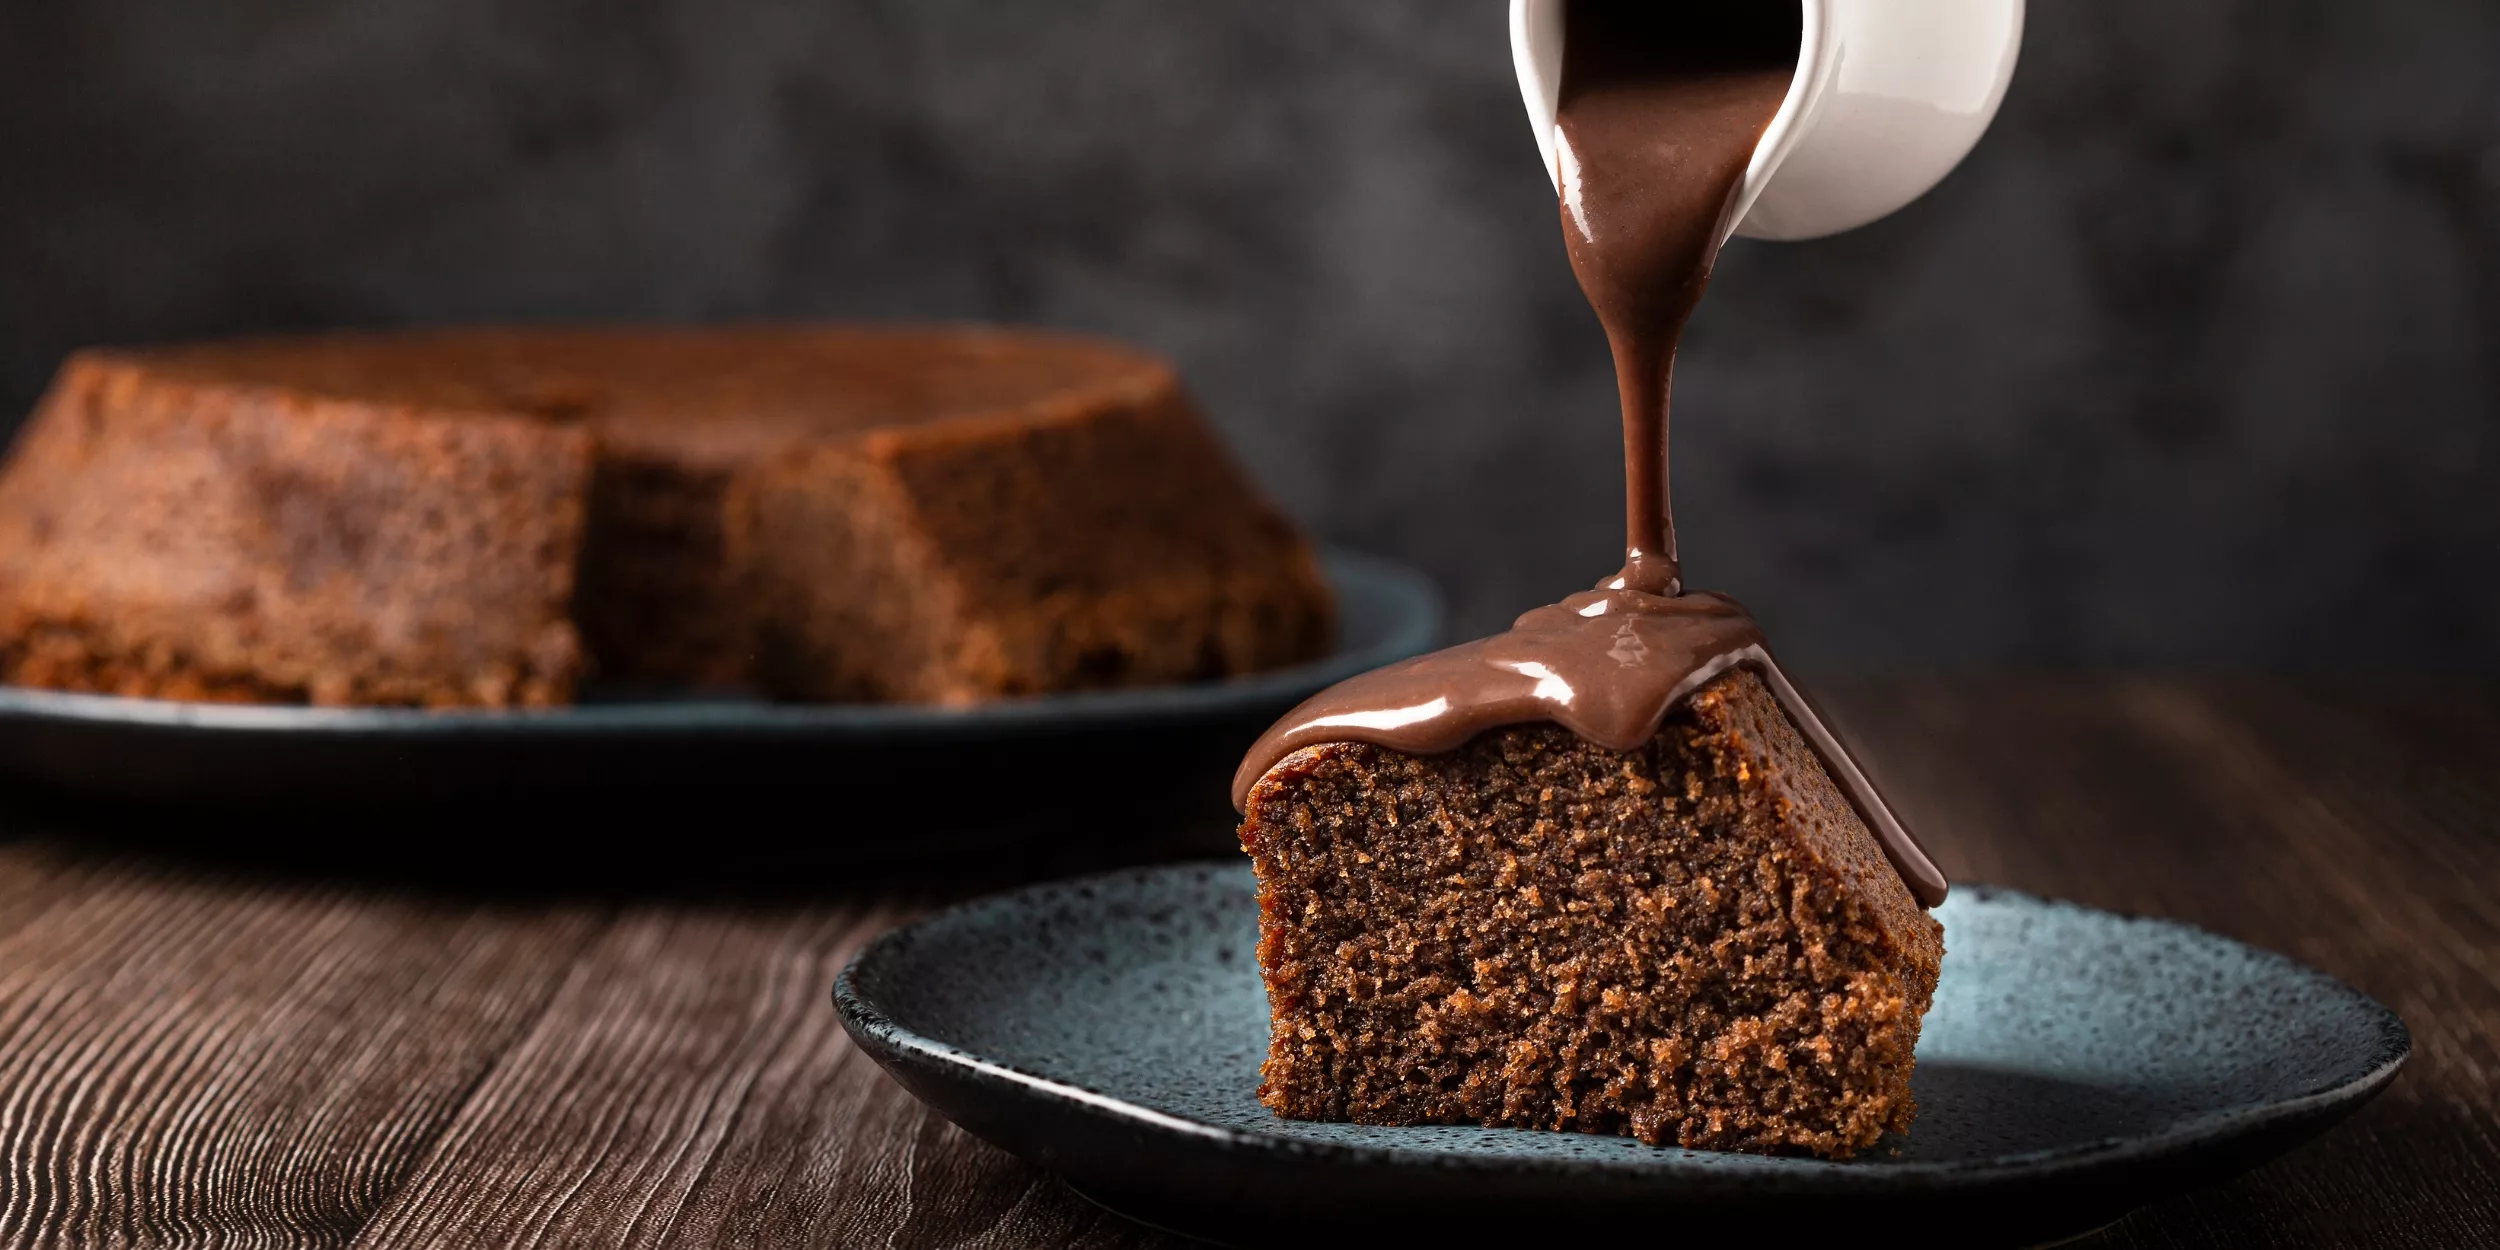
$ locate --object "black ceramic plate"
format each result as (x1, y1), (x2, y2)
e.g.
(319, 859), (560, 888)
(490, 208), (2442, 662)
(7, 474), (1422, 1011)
(836, 862), (2410, 1247)
(0, 552), (1436, 832)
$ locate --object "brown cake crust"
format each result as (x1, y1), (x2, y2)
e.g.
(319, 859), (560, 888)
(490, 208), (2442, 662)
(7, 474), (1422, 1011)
(734, 366), (1332, 702)
(0, 353), (590, 707)
(0, 327), (1334, 706)
(1238, 669), (1943, 1159)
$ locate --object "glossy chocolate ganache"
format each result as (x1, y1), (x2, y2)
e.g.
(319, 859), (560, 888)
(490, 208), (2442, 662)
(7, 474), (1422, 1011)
(1236, 1), (1946, 907)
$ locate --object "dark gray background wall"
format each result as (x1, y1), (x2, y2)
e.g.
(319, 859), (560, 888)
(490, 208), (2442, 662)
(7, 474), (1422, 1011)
(3, 1), (2493, 670)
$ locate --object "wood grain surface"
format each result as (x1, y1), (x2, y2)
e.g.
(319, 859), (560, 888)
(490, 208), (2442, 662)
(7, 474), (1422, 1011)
(0, 679), (2489, 1248)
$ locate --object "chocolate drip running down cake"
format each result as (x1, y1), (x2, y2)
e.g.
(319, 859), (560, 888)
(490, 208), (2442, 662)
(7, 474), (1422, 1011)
(0, 327), (1334, 707)
(1232, 1), (1946, 1158)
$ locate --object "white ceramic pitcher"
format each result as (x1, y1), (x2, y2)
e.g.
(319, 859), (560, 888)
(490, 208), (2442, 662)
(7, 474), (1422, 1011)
(1511, 0), (2025, 243)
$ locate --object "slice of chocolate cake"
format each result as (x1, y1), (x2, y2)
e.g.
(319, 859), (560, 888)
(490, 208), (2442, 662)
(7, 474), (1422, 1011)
(1231, 0), (1953, 1162)
(1237, 668), (1942, 1159)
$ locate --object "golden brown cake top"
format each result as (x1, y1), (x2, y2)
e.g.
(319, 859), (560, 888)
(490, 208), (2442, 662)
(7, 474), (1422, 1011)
(110, 325), (1179, 467)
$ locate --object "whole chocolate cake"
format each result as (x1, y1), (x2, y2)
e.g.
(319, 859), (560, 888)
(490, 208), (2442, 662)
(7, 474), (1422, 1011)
(0, 326), (1333, 707)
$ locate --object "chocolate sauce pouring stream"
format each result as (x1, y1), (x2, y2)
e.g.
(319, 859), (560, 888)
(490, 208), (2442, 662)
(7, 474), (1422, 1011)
(1235, 1), (1945, 907)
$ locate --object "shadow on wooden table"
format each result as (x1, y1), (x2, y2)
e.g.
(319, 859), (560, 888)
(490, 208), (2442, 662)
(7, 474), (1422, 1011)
(0, 777), (1246, 905)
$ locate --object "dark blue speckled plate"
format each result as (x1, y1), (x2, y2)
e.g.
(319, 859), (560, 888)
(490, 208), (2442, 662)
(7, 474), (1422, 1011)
(835, 862), (2409, 1247)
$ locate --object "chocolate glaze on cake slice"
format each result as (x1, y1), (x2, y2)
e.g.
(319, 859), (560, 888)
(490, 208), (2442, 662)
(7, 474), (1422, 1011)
(1234, 1), (1945, 1157)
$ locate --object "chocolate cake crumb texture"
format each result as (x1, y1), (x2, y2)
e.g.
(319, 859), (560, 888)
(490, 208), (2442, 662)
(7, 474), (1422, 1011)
(1240, 669), (1942, 1159)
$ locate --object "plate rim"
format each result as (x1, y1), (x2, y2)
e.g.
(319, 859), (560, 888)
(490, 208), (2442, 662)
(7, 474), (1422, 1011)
(0, 549), (1439, 739)
(833, 861), (2412, 1192)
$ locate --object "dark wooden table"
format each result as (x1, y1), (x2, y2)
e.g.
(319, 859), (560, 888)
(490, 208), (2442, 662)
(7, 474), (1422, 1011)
(0, 678), (2491, 1248)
